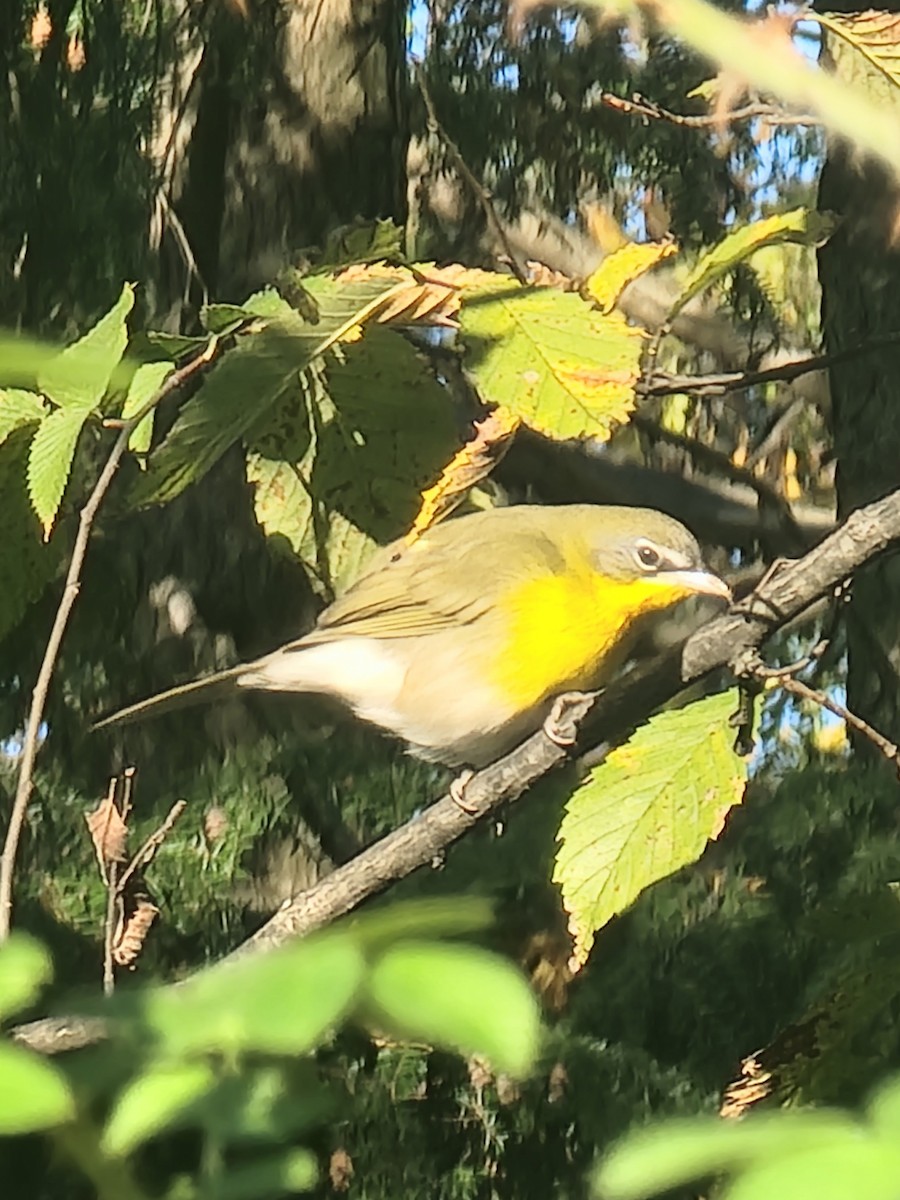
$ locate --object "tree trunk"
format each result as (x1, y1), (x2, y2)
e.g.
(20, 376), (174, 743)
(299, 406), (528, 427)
(817, 9), (900, 751)
(156, 0), (408, 317)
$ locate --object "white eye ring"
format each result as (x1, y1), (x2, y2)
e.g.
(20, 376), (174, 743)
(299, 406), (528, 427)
(635, 541), (662, 571)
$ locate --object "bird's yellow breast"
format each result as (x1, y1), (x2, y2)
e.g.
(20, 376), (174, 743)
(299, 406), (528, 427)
(489, 569), (689, 710)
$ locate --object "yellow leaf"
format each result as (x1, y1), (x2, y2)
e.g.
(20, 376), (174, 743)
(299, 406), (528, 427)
(407, 407), (521, 541)
(585, 241), (678, 313)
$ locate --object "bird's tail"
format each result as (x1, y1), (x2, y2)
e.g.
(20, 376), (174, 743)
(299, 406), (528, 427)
(92, 664), (248, 731)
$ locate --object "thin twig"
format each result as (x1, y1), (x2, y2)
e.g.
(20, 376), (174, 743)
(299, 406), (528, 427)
(116, 800), (187, 896)
(103, 857), (119, 997)
(414, 61), (529, 284)
(779, 675), (900, 769)
(0, 337), (220, 940)
(595, 90), (820, 129)
(640, 330), (900, 399)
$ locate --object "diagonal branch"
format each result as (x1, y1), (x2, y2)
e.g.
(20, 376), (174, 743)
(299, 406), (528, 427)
(0, 338), (221, 941)
(15, 483), (900, 1055)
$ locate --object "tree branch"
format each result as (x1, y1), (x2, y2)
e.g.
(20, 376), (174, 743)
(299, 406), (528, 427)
(595, 90), (819, 129)
(641, 331), (900, 399)
(0, 338), (220, 940)
(14, 484), (900, 1056)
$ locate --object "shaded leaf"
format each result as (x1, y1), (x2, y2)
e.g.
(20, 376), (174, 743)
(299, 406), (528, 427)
(817, 11), (900, 91)
(26, 405), (91, 539)
(0, 389), (46, 449)
(668, 209), (836, 321)
(132, 275), (404, 509)
(200, 303), (252, 335)
(145, 331), (209, 361)
(554, 691), (746, 970)
(37, 282), (134, 410)
(0, 1042), (74, 1133)
(0, 430), (59, 641)
(247, 326), (456, 596)
(366, 941), (540, 1077)
(0, 935), (52, 1022)
(120, 360), (173, 456)
(459, 272), (644, 440)
(199, 1149), (318, 1199)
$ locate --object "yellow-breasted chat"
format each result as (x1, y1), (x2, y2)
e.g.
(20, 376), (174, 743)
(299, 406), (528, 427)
(93, 504), (730, 767)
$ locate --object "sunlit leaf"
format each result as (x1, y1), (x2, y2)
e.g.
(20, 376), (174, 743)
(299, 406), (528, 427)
(585, 241), (677, 313)
(366, 941), (540, 1077)
(0, 1042), (74, 1133)
(142, 931), (365, 1057)
(0, 430), (58, 641)
(103, 1061), (217, 1156)
(459, 271), (644, 441)
(26, 405), (90, 539)
(555, 691), (746, 970)
(0, 936), (52, 1022)
(120, 360), (173, 456)
(595, 1112), (861, 1200)
(667, 209), (836, 321)
(0, 389), (46, 449)
(37, 282), (134, 410)
(723, 1141), (900, 1200)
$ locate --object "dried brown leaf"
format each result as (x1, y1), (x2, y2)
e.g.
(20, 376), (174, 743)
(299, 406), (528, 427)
(85, 793), (129, 872)
(112, 895), (159, 968)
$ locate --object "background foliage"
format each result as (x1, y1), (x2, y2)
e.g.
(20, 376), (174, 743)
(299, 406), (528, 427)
(2, 0), (900, 1197)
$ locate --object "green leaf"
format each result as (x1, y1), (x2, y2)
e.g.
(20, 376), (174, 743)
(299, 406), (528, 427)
(37, 283), (134, 410)
(0, 430), (59, 641)
(199, 1149), (318, 1199)
(102, 1061), (217, 1156)
(0, 935), (52, 1022)
(351, 897), (494, 952)
(200, 304), (252, 336)
(594, 1112), (862, 1200)
(145, 331), (209, 361)
(554, 691), (746, 969)
(867, 1074), (900, 1134)
(816, 11), (900, 92)
(27, 405), (92, 539)
(246, 326), (456, 596)
(0, 331), (70, 390)
(667, 209), (836, 321)
(366, 941), (540, 1077)
(142, 930), (365, 1057)
(131, 274), (403, 509)
(0, 1041), (75, 1133)
(459, 272), (643, 440)
(185, 1064), (331, 1145)
(724, 1141), (900, 1200)
(121, 361), (173, 456)
(0, 389), (46, 449)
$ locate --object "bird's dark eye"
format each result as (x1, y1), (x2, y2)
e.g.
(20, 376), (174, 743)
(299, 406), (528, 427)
(636, 543), (661, 570)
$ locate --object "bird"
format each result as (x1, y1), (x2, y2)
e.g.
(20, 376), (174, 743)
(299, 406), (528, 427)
(93, 504), (730, 769)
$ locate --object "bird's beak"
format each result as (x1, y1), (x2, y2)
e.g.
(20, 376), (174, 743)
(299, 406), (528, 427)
(652, 569), (732, 602)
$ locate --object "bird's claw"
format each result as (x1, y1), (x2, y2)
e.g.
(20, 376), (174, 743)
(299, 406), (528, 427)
(543, 690), (597, 748)
(449, 768), (477, 813)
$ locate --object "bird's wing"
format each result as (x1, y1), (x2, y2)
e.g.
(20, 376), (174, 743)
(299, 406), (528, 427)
(288, 514), (567, 646)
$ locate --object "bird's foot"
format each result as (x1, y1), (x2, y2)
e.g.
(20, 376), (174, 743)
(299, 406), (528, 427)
(543, 691), (598, 748)
(449, 768), (477, 813)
